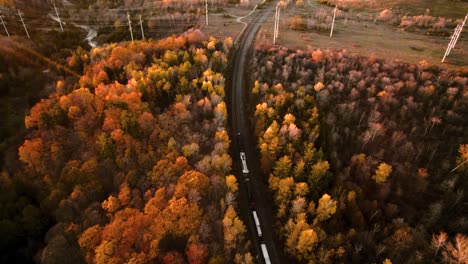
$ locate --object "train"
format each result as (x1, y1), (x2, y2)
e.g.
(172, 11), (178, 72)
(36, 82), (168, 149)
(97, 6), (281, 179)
(240, 151), (249, 174)
(253, 208), (272, 264)
(252, 210), (262, 237)
(260, 243), (271, 264)
(237, 133), (271, 264)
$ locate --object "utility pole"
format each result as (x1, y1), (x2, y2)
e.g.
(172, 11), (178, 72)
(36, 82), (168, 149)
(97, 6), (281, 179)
(139, 14), (145, 40)
(17, 9), (30, 39)
(127, 12), (134, 41)
(273, 5), (277, 44)
(205, 0), (209, 26)
(442, 24), (460, 63)
(276, 5), (280, 39)
(0, 15), (9, 38)
(442, 12), (467, 63)
(53, 3), (64, 32)
(273, 2), (281, 44)
(330, 5), (337, 37)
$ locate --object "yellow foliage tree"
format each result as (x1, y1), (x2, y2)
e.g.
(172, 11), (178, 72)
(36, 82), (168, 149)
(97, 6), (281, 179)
(314, 193), (337, 224)
(276, 177), (295, 205)
(285, 213), (310, 256)
(456, 144), (468, 171)
(226, 175), (238, 193)
(311, 160), (330, 182)
(372, 163), (392, 184)
(101, 195), (121, 213)
(260, 121), (280, 173)
(252, 80), (260, 94)
(274, 156), (293, 178)
(283, 113), (296, 125)
(223, 206), (246, 253)
(296, 229), (318, 260)
(294, 182), (309, 197)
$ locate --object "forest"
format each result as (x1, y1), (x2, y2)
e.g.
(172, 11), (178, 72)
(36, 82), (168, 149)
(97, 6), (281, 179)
(1, 31), (252, 263)
(0, 0), (467, 262)
(249, 45), (467, 263)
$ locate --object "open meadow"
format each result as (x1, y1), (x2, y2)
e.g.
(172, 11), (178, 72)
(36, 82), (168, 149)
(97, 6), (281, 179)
(256, 0), (467, 69)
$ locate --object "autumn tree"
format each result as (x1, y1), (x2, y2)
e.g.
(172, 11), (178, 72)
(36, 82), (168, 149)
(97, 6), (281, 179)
(373, 163), (392, 184)
(223, 206), (246, 256)
(455, 144), (468, 172)
(250, 44), (468, 264)
(314, 193), (337, 224)
(285, 213), (310, 257)
(259, 121), (280, 173)
(432, 232), (448, 259)
(274, 156), (293, 178)
(13, 35), (240, 263)
(441, 233), (468, 264)
(226, 175), (238, 193)
(296, 229), (319, 261)
(186, 244), (208, 264)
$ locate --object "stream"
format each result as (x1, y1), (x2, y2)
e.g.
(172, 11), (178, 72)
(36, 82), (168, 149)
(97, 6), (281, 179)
(47, 0), (98, 48)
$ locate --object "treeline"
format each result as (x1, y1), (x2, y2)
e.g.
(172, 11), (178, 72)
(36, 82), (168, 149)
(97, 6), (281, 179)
(0, 30), (92, 264)
(2, 31), (252, 263)
(287, 2), (464, 37)
(249, 45), (467, 263)
(72, 0), (240, 9)
(0, 0), (236, 46)
(0, 32), (89, 167)
(249, 46), (343, 262)
(378, 9), (463, 36)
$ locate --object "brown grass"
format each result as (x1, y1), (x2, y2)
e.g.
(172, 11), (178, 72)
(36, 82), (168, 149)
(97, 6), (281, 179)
(256, 2), (467, 69)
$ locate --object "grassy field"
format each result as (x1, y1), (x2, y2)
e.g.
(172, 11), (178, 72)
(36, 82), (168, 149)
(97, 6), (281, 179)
(256, 1), (467, 69)
(393, 0), (468, 18)
(201, 13), (245, 40)
(323, 0), (468, 19)
(201, 0), (265, 41)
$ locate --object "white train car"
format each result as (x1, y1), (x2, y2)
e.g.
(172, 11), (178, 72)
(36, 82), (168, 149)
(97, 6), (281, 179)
(260, 243), (271, 264)
(240, 152), (249, 173)
(252, 210), (262, 237)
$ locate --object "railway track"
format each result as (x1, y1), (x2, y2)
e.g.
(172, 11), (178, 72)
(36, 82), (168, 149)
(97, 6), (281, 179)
(230, 1), (284, 263)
